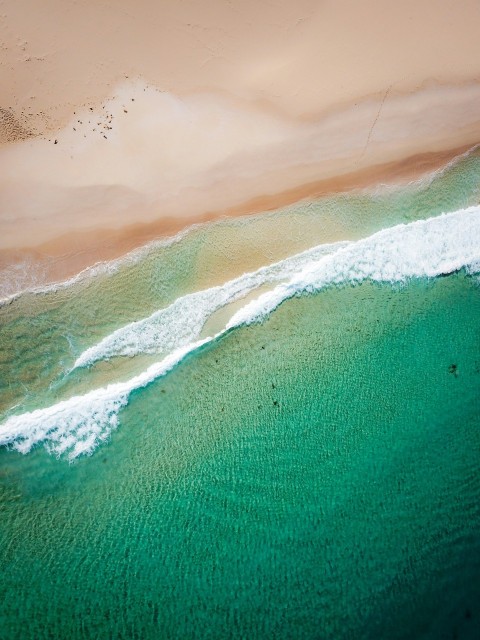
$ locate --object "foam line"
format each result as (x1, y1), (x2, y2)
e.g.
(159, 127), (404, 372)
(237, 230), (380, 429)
(0, 224), (195, 307)
(227, 207), (480, 328)
(2, 144), (479, 308)
(1, 206), (479, 460)
(73, 241), (350, 369)
(0, 339), (212, 461)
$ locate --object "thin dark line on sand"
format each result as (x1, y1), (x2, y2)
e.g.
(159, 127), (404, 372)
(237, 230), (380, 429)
(361, 84), (392, 160)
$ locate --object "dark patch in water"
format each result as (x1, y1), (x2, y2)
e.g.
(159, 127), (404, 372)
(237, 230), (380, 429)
(449, 363), (458, 377)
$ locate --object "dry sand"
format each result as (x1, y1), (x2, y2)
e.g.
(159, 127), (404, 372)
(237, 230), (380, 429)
(1, 0), (480, 293)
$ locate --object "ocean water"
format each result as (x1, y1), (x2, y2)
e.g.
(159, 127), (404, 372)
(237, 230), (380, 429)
(0, 150), (480, 639)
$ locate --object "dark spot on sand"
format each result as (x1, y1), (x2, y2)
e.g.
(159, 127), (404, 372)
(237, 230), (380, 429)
(124, 109), (128, 113)
(272, 383), (275, 389)
(448, 364), (458, 377)
(273, 400), (279, 407)
(465, 609), (472, 620)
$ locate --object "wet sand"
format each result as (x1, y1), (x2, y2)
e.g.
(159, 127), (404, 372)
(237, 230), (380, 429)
(1, 0), (480, 295)
(1, 143), (477, 298)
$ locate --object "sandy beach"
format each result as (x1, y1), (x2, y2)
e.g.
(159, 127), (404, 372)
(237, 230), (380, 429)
(2, 4), (480, 634)
(1, 0), (480, 294)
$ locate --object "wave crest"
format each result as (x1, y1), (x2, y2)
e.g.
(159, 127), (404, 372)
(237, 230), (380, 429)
(1, 206), (479, 460)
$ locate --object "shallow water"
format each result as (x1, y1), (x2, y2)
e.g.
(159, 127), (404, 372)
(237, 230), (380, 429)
(0, 150), (479, 639)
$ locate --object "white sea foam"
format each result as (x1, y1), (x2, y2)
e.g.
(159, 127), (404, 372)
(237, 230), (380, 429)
(0, 223), (197, 307)
(73, 241), (350, 369)
(0, 339), (211, 461)
(2, 144), (478, 307)
(363, 142), (480, 197)
(1, 206), (479, 460)
(227, 207), (480, 328)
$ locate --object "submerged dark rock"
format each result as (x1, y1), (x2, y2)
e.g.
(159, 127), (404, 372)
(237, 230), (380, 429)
(448, 364), (458, 377)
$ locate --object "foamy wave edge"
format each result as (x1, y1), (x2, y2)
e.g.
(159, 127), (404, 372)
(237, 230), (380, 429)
(2, 144), (478, 308)
(0, 224), (197, 308)
(73, 241), (350, 369)
(1, 206), (479, 461)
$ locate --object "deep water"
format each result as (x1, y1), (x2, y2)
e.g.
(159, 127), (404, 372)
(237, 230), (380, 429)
(0, 150), (480, 639)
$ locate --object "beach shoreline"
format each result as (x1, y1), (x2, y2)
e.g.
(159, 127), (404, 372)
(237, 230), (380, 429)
(1, 140), (478, 301)
(2, 0), (480, 297)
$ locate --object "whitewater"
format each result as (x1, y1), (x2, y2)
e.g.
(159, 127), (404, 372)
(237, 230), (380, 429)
(73, 240), (351, 369)
(1, 206), (479, 461)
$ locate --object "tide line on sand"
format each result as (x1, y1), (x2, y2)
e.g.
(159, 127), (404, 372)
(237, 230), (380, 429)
(1, 206), (479, 461)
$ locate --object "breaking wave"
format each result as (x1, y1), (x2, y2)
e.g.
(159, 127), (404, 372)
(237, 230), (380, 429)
(73, 241), (350, 369)
(1, 206), (479, 460)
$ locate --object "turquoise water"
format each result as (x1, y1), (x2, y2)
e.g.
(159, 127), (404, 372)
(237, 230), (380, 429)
(0, 151), (480, 638)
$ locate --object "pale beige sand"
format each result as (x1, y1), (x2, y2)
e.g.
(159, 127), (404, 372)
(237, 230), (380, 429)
(3, 0), (480, 133)
(1, 0), (480, 293)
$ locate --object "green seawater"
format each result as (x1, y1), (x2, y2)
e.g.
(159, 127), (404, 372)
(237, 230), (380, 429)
(0, 151), (480, 639)
(2, 149), (480, 414)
